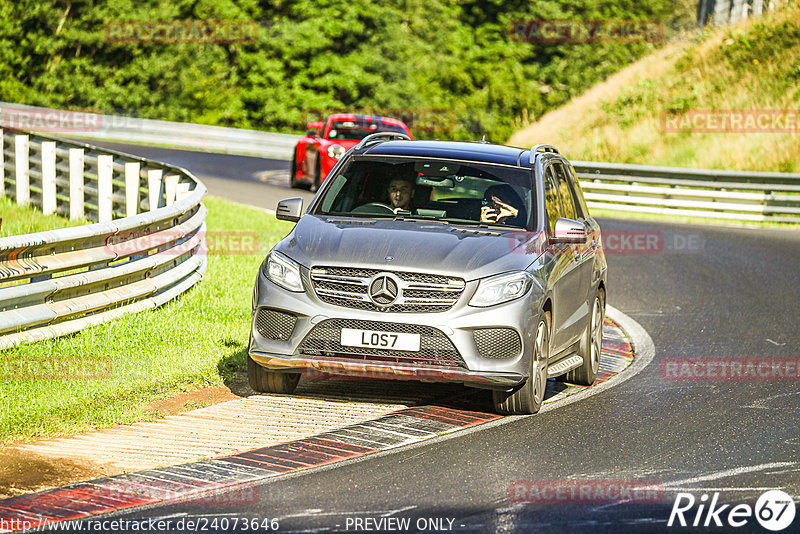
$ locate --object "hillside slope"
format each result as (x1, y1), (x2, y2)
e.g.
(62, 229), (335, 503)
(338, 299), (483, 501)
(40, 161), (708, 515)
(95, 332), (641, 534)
(509, 2), (800, 173)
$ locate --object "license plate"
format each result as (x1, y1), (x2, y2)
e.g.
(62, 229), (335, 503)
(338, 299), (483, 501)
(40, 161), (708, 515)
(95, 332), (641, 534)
(340, 328), (420, 352)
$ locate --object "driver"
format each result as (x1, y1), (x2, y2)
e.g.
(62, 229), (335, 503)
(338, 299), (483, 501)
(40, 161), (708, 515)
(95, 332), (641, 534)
(387, 177), (415, 213)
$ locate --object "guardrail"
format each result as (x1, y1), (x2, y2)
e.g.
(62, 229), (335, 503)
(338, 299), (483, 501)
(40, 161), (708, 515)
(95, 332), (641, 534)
(0, 102), (301, 160)
(572, 161), (800, 223)
(3, 102), (798, 224)
(0, 128), (207, 350)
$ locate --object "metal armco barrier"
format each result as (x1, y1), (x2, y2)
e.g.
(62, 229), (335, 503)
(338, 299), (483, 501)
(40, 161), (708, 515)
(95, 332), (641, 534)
(3, 103), (798, 224)
(573, 160), (800, 223)
(0, 128), (207, 350)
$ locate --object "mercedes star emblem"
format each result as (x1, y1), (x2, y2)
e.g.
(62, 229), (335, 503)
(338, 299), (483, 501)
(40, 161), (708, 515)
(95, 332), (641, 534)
(369, 274), (400, 306)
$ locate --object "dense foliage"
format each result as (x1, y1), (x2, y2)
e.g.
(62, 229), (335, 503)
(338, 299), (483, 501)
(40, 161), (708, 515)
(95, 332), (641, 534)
(0, 0), (693, 142)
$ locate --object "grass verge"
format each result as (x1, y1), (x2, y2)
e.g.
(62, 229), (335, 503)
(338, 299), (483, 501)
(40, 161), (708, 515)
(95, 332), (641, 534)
(0, 195), (294, 445)
(0, 197), (86, 237)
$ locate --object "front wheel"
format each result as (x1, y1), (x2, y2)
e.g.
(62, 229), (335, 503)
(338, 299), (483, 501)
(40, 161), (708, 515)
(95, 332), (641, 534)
(566, 290), (605, 386)
(493, 313), (550, 415)
(247, 355), (300, 394)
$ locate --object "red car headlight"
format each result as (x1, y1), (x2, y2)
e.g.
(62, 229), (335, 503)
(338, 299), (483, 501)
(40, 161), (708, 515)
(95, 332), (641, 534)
(327, 144), (346, 159)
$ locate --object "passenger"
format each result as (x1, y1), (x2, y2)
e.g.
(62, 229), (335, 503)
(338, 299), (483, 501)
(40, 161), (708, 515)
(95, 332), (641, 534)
(480, 184), (526, 226)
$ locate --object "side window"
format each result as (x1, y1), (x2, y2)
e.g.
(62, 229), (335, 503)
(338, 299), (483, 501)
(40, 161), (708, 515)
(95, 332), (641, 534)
(544, 166), (561, 233)
(567, 163), (590, 218)
(553, 163), (578, 220)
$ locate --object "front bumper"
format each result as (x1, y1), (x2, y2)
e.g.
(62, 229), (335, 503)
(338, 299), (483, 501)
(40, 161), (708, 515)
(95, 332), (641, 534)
(248, 352), (525, 388)
(249, 267), (540, 390)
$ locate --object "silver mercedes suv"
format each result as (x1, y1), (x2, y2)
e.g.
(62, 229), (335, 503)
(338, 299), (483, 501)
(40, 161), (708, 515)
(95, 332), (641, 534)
(248, 134), (607, 414)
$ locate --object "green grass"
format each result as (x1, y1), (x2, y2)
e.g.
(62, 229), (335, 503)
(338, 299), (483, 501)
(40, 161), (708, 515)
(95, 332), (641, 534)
(0, 195), (294, 445)
(0, 197), (87, 237)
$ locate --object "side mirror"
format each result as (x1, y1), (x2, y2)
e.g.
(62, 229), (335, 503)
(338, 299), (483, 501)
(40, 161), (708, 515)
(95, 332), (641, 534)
(550, 218), (587, 244)
(276, 197), (303, 223)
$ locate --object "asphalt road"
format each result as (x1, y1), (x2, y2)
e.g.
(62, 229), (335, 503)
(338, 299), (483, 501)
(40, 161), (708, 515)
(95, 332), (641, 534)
(68, 143), (800, 533)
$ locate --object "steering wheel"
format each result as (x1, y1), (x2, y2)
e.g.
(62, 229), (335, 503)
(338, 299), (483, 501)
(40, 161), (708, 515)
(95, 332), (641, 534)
(351, 202), (396, 215)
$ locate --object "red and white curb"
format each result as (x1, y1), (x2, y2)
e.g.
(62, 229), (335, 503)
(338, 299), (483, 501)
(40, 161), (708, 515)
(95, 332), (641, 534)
(0, 317), (636, 533)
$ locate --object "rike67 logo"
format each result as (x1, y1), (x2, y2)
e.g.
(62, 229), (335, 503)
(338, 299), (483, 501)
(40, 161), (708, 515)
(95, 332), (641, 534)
(668, 490), (796, 531)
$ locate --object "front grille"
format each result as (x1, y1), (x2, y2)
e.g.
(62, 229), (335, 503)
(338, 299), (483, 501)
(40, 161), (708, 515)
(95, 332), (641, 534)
(473, 328), (522, 359)
(297, 319), (466, 368)
(255, 309), (297, 341)
(310, 267), (465, 313)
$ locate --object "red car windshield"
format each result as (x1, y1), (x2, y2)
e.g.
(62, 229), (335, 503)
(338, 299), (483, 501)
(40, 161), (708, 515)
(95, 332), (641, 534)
(327, 120), (407, 140)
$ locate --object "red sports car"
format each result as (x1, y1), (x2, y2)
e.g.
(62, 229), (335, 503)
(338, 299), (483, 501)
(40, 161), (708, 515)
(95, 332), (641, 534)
(290, 113), (413, 190)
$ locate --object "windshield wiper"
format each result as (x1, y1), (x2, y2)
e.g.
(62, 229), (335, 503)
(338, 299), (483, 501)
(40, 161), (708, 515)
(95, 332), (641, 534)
(447, 220), (520, 230)
(446, 219), (489, 228)
(393, 215), (450, 224)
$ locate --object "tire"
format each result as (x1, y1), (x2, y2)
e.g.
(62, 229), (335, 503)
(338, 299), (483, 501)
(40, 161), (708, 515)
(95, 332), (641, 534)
(493, 312), (550, 415)
(247, 355), (300, 394)
(310, 157), (322, 192)
(566, 290), (605, 386)
(289, 148), (299, 188)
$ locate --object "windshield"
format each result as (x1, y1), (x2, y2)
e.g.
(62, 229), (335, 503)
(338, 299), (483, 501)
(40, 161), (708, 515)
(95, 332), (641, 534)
(314, 156), (535, 229)
(327, 120), (407, 140)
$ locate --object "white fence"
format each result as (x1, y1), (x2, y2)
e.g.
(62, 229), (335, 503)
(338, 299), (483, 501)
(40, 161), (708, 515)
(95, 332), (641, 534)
(573, 161), (800, 223)
(0, 129), (207, 350)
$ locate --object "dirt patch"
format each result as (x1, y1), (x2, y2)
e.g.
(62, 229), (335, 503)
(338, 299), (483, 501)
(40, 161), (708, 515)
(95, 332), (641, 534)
(146, 383), (245, 416)
(0, 449), (116, 500)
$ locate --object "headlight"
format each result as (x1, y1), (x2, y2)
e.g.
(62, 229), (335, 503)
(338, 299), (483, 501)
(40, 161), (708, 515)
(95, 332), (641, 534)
(262, 251), (304, 292)
(469, 271), (533, 307)
(327, 144), (346, 159)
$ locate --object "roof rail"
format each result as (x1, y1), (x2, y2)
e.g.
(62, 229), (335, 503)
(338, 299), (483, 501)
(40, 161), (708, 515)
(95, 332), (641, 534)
(355, 132), (412, 150)
(529, 144), (559, 164)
